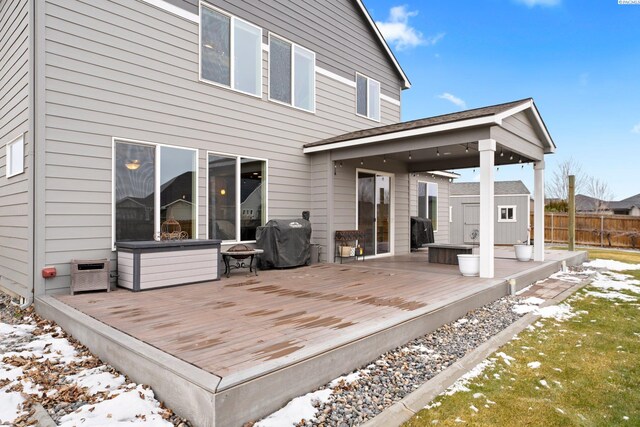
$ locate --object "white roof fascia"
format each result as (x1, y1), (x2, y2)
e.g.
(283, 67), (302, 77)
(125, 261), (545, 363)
(303, 115), (500, 154)
(354, 0), (411, 89)
(450, 194), (531, 198)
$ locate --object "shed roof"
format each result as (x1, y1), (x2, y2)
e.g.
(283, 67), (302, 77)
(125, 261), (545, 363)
(451, 181), (530, 196)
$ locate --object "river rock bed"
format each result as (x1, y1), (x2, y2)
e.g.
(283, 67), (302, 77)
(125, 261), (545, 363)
(297, 295), (526, 427)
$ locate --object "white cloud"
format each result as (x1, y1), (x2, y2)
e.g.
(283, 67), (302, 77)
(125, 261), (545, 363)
(438, 92), (467, 109)
(514, 0), (561, 7)
(632, 123), (640, 134)
(376, 5), (444, 51)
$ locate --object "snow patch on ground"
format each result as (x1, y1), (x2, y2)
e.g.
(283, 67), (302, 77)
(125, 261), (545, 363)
(536, 304), (576, 321)
(58, 385), (171, 427)
(496, 352), (515, 366)
(590, 273), (640, 294)
(255, 389), (333, 427)
(329, 372), (361, 388)
(584, 259), (640, 272)
(443, 359), (495, 396)
(585, 291), (637, 302)
(0, 321), (174, 426)
(527, 361), (541, 369)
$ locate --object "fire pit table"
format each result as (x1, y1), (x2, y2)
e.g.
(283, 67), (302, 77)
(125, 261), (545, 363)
(221, 245), (264, 278)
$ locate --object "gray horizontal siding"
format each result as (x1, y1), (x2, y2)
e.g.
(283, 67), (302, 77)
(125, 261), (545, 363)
(196, 0), (403, 99)
(42, 0), (401, 293)
(0, 0), (30, 299)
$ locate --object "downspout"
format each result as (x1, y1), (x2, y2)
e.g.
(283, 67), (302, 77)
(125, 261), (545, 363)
(24, 0), (37, 308)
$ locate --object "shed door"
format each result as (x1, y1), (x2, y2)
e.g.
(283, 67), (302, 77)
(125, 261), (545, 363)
(463, 204), (480, 244)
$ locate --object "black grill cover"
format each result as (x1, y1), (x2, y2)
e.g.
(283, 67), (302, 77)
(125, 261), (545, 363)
(256, 218), (311, 268)
(411, 217), (434, 249)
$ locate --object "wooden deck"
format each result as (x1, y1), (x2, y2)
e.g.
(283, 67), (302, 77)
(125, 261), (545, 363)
(43, 248), (586, 426)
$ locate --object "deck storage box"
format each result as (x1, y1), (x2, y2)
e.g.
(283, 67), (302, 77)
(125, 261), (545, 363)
(256, 218), (311, 268)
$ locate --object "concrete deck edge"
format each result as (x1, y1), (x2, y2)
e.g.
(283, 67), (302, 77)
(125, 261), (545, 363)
(362, 274), (589, 427)
(35, 296), (221, 427)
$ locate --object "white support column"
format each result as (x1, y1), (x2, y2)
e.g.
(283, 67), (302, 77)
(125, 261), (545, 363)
(478, 139), (496, 278)
(534, 160), (545, 262)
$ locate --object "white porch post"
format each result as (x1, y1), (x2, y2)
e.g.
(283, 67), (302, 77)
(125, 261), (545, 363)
(534, 160), (545, 262)
(478, 139), (496, 278)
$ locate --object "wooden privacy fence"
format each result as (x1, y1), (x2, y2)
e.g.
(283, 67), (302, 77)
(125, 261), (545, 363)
(530, 213), (640, 249)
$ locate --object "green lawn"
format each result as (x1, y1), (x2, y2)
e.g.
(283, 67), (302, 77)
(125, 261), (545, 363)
(405, 249), (640, 426)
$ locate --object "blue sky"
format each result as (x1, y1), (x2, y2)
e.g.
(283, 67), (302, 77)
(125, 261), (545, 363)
(365, 0), (640, 200)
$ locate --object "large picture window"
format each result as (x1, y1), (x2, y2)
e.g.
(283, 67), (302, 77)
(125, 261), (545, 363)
(208, 153), (266, 242)
(200, 3), (262, 97)
(269, 34), (315, 112)
(356, 73), (380, 121)
(418, 182), (438, 231)
(114, 140), (197, 244)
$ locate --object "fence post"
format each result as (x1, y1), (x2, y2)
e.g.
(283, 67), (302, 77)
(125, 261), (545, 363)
(568, 175), (576, 251)
(551, 213), (554, 244)
(600, 216), (604, 247)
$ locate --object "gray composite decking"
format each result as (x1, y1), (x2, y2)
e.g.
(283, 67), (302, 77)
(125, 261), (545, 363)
(36, 248), (587, 426)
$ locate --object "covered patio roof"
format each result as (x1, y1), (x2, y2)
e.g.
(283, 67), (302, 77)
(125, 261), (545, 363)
(303, 98), (555, 172)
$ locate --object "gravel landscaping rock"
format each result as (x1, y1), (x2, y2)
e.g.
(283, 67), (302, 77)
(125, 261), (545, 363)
(292, 295), (528, 427)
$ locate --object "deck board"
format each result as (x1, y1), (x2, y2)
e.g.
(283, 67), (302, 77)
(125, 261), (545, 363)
(55, 248), (579, 382)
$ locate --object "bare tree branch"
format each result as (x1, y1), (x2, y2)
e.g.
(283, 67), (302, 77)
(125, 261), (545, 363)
(585, 176), (615, 213)
(546, 158), (587, 201)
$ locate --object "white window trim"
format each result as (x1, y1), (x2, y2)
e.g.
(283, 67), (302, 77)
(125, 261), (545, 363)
(267, 32), (316, 113)
(206, 150), (269, 244)
(498, 205), (517, 223)
(417, 180), (438, 232)
(355, 72), (381, 123)
(111, 137), (199, 250)
(199, 2), (263, 99)
(6, 134), (25, 178)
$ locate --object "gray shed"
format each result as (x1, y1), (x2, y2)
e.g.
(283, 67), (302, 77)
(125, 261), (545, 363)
(450, 181), (531, 245)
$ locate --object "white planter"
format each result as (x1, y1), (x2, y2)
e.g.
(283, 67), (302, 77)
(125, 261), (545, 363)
(514, 244), (533, 262)
(458, 254), (480, 277)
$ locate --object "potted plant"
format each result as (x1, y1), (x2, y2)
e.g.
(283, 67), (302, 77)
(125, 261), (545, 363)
(458, 229), (480, 276)
(514, 229), (533, 262)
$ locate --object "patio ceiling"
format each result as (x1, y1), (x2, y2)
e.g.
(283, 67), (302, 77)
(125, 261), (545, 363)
(303, 98), (555, 172)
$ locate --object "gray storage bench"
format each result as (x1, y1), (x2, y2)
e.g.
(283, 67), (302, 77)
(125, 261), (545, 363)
(424, 243), (474, 265)
(116, 240), (221, 291)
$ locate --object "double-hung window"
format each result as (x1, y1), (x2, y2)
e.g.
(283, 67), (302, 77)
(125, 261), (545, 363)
(208, 153), (267, 242)
(268, 34), (315, 112)
(498, 205), (517, 222)
(356, 73), (380, 121)
(6, 134), (24, 178)
(113, 140), (197, 245)
(200, 3), (262, 97)
(418, 182), (438, 231)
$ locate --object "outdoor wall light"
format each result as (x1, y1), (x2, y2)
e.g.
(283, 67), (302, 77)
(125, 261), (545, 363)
(465, 144), (469, 153)
(409, 152), (412, 160)
(360, 159), (364, 165)
(500, 149), (504, 157)
(383, 156), (387, 163)
(125, 159), (141, 170)
(436, 148), (440, 156)
(220, 189), (226, 196)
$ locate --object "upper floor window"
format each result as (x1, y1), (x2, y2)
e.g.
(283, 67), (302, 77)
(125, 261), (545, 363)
(418, 181), (438, 231)
(268, 34), (315, 112)
(200, 3), (262, 97)
(356, 73), (380, 121)
(6, 134), (24, 178)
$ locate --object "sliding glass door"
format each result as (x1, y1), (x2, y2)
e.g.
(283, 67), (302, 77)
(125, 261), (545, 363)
(357, 171), (392, 256)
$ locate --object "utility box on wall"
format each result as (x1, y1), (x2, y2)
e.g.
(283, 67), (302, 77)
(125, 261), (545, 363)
(70, 259), (111, 295)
